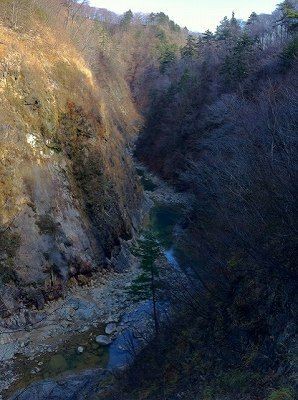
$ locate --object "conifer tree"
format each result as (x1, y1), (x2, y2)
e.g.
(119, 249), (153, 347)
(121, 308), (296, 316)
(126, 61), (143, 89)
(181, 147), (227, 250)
(202, 29), (214, 42)
(230, 11), (241, 37)
(120, 9), (133, 29)
(215, 16), (231, 40)
(158, 42), (178, 73)
(246, 11), (258, 26)
(129, 230), (162, 334)
(181, 35), (198, 59)
(221, 33), (255, 87)
(278, 1), (298, 34)
(245, 12), (259, 38)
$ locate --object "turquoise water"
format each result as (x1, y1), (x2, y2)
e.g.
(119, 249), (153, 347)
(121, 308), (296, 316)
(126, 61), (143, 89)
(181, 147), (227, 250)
(10, 328), (108, 396)
(136, 164), (187, 271)
(149, 203), (182, 249)
(9, 167), (186, 397)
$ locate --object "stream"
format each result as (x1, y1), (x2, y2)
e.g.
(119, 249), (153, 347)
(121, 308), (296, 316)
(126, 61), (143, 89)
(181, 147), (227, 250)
(7, 167), (187, 400)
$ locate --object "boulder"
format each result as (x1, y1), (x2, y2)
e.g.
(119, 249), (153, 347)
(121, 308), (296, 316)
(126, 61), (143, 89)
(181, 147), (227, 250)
(105, 323), (117, 335)
(95, 335), (112, 346)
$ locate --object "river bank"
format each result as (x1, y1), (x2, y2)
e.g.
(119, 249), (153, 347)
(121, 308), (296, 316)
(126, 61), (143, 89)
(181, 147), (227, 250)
(1, 259), (141, 398)
(1, 165), (191, 400)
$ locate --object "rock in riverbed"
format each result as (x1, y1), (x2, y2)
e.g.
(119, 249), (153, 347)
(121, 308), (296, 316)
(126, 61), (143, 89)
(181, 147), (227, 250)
(95, 335), (112, 346)
(105, 323), (117, 335)
(10, 369), (109, 400)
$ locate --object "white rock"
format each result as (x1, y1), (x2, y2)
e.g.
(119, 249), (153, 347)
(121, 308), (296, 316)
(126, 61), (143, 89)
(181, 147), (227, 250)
(26, 133), (38, 148)
(77, 346), (84, 353)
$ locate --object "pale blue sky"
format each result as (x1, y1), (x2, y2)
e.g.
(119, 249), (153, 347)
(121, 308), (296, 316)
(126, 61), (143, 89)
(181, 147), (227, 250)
(90, 0), (278, 31)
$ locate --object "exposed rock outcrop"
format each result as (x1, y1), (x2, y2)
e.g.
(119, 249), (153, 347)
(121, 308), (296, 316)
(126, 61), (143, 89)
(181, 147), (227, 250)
(0, 24), (142, 317)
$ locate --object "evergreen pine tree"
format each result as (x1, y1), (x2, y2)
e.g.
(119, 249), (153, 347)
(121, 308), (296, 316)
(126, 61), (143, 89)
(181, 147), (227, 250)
(158, 41), (178, 73)
(230, 11), (241, 37)
(129, 230), (162, 334)
(277, 1), (298, 36)
(202, 29), (214, 42)
(221, 33), (255, 87)
(215, 16), (231, 40)
(120, 9), (133, 29)
(181, 35), (198, 59)
(246, 11), (258, 26)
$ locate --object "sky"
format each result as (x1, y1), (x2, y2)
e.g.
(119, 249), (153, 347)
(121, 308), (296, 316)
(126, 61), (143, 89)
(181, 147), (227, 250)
(89, 0), (278, 31)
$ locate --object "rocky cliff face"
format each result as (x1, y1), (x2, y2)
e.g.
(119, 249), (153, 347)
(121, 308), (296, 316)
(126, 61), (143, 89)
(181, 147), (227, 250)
(0, 24), (142, 317)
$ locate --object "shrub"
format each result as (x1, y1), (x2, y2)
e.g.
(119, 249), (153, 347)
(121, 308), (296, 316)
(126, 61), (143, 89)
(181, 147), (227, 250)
(0, 230), (21, 284)
(280, 37), (298, 70)
(35, 214), (60, 236)
(0, 261), (19, 284)
(268, 388), (294, 400)
(217, 370), (261, 394)
(0, 230), (20, 257)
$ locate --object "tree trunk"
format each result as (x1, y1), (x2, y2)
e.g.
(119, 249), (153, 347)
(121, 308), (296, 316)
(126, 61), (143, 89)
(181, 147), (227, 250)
(151, 269), (159, 335)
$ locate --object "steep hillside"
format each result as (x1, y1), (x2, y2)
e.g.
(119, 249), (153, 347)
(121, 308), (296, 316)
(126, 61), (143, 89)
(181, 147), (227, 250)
(113, 3), (298, 400)
(0, 1), (296, 400)
(0, 18), (142, 316)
